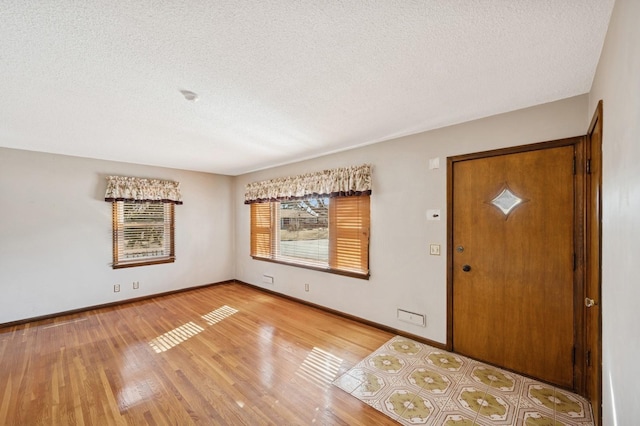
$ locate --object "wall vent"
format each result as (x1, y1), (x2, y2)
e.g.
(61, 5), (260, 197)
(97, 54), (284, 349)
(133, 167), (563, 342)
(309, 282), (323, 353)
(397, 309), (426, 327)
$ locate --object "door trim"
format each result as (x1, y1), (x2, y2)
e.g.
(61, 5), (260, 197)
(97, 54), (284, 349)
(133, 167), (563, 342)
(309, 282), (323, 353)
(446, 136), (586, 391)
(585, 100), (603, 424)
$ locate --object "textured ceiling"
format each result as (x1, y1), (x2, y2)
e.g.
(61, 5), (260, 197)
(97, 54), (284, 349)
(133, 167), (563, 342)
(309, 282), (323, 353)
(0, 1), (614, 175)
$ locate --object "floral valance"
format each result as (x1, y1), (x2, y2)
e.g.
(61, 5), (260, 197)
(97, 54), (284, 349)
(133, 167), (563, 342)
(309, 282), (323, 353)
(104, 176), (183, 204)
(244, 164), (371, 204)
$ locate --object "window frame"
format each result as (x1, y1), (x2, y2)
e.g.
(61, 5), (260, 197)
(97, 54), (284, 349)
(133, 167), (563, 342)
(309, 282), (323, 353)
(250, 195), (370, 279)
(111, 201), (176, 269)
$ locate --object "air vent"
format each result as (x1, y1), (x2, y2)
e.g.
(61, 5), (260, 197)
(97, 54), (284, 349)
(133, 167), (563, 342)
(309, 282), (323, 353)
(397, 309), (426, 327)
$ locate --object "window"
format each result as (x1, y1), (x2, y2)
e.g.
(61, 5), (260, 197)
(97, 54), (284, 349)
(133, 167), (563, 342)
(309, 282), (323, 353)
(245, 164), (371, 278)
(112, 201), (175, 268)
(105, 175), (182, 269)
(250, 195), (370, 278)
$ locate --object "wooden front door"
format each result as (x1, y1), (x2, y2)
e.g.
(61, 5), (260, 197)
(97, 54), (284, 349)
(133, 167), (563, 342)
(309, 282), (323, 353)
(450, 141), (577, 388)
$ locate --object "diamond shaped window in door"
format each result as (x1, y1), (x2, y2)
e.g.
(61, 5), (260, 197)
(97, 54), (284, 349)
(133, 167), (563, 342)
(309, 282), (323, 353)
(489, 186), (527, 217)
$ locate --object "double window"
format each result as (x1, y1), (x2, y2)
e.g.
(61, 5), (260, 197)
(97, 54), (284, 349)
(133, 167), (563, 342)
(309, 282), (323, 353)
(251, 195), (370, 278)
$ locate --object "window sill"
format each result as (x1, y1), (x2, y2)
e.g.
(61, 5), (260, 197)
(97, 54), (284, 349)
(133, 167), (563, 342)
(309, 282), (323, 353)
(112, 257), (175, 269)
(251, 256), (369, 280)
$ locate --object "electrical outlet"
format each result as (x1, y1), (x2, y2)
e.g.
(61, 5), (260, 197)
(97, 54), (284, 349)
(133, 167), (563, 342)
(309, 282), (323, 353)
(133, 281), (139, 289)
(304, 283), (309, 292)
(114, 284), (120, 293)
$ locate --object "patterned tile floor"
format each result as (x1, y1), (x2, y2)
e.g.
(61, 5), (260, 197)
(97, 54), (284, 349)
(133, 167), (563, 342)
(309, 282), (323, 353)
(333, 336), (593, 425)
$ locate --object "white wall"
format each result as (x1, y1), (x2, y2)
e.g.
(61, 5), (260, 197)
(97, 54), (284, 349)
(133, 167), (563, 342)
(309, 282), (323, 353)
(234, 95), (587, 344)
(589, 0), (640, 424)
(0, 148), (234, 323)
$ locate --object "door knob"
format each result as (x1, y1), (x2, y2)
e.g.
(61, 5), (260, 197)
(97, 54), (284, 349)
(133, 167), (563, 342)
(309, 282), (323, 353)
(585, 297), (597, 308)
(462, 264), (471, 272)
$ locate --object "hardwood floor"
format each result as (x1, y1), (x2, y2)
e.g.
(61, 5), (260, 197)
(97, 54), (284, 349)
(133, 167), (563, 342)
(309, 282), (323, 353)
(0, 282), (397, 425)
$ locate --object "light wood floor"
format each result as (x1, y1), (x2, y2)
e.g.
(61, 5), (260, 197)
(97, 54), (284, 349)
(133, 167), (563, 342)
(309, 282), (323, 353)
(0, 282), (398, 425)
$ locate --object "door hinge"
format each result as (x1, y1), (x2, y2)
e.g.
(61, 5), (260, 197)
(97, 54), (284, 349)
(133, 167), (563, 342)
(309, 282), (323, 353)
(586, 158), (591, 174)
(586, 350), (591, 367)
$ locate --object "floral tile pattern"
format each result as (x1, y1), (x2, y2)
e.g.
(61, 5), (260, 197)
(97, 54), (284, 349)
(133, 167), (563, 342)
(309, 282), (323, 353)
(333, 336), (594, 426)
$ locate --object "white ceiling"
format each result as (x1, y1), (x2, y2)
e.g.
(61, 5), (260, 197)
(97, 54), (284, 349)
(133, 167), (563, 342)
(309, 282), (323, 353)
(0, 1), (614, 175)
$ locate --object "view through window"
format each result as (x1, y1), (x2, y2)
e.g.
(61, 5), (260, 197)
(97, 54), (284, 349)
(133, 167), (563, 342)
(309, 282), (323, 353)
(277, 197), (329, 266)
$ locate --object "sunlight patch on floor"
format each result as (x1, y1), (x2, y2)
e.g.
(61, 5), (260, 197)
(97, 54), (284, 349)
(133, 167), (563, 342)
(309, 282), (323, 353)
(201, 305), (238, 325)
(148, 321), (204, 353)
(296, 347), (342, 388)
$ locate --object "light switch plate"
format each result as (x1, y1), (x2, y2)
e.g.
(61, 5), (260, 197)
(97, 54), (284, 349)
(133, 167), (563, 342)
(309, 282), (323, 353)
(430, 244), (441, 255)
